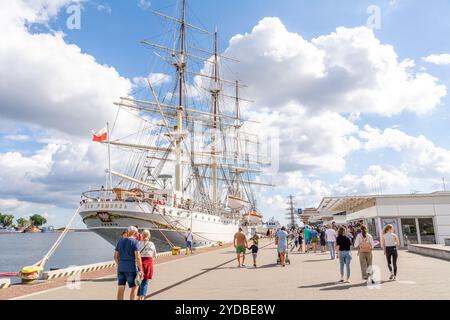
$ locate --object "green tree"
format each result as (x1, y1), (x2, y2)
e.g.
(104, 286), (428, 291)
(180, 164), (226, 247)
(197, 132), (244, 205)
(29, 214), (47, 227)
(16, 217), (30, 227)
(0, 214), (15, 227)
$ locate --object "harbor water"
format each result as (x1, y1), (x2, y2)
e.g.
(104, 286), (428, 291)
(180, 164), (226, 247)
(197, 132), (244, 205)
(0, 231), (171, 284)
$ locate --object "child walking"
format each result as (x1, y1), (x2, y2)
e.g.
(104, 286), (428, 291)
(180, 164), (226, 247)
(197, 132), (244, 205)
(248, 239), (259, 267)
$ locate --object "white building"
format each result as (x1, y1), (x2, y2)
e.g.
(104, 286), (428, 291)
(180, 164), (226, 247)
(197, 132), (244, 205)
(318, 192), (450, 246)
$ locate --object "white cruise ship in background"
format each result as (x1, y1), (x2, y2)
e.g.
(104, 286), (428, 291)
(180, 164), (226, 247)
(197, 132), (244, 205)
(78, 0), (273, 248)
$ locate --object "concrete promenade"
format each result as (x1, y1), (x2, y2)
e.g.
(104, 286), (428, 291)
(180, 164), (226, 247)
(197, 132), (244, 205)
(13, 239), (450, 300)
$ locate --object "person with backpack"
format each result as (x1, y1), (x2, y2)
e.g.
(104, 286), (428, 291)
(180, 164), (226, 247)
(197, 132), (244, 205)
(354, 224), (375, 283)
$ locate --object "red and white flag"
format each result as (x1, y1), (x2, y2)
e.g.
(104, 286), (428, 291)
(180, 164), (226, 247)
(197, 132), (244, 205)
(91, 126), (107, 142)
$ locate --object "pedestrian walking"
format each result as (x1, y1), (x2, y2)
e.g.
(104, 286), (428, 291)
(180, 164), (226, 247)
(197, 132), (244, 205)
(114, 226), (143, 300)
(185, 228), (194, 255)
(319, 227), (326, 253)
(248, 239), (259, 267)
(325, 224), (337, 259)
(304, 226), (311, 253)
(309, 228), (318, 253)
(138, 230), (157, 300)
(336, 226), (352, 283)
(381, 224), (400, 281)
(298, 228), (304, 253)
(354, 225), (375, 283)
(234, 227), (248, 267)
(290, 229), (299, 252)
(276, 226), (289, 267)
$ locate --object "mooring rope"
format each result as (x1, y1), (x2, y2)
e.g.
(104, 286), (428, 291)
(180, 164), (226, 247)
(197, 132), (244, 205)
(34, 208), (81, 269)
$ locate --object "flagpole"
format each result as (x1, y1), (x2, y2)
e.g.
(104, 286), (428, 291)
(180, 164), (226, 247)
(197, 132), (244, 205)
(107, 122), (112, 190)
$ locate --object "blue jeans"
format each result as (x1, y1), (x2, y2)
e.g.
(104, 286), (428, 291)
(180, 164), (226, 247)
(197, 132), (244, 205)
(327, 241), (335, 259)
(339, 251), (351, 278)
(138, 279), (150, 297)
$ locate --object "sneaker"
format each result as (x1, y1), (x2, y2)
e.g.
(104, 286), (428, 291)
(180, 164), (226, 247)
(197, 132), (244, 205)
(241, 264), (245, 268)
(338, 278), (345, 283)
(389, 273), (394, 281)
(345, 278), (351, 283)
(392, 275), (397, 281)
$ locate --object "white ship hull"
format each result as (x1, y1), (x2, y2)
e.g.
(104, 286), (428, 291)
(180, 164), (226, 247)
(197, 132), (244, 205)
(78, 200), (240, 247)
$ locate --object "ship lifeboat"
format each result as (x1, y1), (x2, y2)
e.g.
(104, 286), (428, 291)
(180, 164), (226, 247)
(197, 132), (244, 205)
(226, 194), (248, 210)
(242, 212), (263, 224)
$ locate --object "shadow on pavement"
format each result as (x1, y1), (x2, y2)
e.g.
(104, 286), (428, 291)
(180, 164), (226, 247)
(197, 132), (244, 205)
(298, 282), (338, 289)
(256, 263), (279, 269)
(302, 259), (333, 262)
(81, 277), (116, 283)
(319, 282), (367, 290)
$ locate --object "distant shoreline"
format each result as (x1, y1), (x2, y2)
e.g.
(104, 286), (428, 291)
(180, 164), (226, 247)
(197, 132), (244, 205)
(0, 229), (91, 234)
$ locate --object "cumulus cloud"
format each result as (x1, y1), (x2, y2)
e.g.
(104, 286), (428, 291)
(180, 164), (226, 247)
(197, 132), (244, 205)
(132, 73), (172, 89)
(1, 5), (449, 225)
(0, 0), (142, 218)
(0, 0), (132, 138)
(219, 17), (447, 175)
(225, 18), (446, 117)
(422, 54), (450, 65)
(359, 125), (450, 176)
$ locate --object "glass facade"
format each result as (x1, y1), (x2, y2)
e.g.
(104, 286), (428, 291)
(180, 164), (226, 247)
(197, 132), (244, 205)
(366, 218), (379, 241)
(401, 218), (418, 245)
(418, 218), (436, 244)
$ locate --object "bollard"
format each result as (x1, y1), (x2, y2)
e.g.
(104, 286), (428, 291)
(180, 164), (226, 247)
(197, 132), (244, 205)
(19, 266), (44, 284)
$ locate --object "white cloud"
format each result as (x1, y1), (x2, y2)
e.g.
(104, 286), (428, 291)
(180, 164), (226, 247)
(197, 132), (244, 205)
(422, 54), (450, 65)
(137, 0), (151, 11)
(215, 17), (447, 176)
(97, 4), (112, 14)
(0, 0), (132, 138)
(359, 125), (450, 176)
(4, 134), (30, 141)
(132, 73), (171, 88)
(224, 18), (446, 117)
(331, 165), (410, 195)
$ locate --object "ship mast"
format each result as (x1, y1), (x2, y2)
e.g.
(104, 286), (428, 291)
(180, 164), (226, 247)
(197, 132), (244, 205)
(234, 80), (241, 196)
(175, 0), (186, 195)
(211, 29), (219, 207)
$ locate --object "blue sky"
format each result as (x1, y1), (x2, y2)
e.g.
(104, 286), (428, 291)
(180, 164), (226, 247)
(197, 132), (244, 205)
(1, 0), (450, 227)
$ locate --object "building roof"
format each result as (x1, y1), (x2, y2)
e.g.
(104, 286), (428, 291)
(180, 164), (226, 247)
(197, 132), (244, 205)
(318, 191), (450, 213)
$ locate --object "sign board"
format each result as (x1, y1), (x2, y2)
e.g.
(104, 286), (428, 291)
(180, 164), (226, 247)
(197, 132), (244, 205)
(297, 208), (303, 215)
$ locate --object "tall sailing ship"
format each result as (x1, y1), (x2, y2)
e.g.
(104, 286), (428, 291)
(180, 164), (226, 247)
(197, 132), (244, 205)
(78, 0), (272, 248)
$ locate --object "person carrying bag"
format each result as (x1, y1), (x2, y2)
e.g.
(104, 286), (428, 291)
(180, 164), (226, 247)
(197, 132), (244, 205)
(354, 225), (375, 283)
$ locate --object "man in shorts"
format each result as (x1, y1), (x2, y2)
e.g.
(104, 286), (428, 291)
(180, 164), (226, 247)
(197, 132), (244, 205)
(304, 226), (311, 252)
(114, 226), (143, 300)
(234, 227), (248, 267)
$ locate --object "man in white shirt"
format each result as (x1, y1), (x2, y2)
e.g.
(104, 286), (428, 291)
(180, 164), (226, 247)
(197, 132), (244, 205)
(185, 228), (193, 255)
(325, 224), (337, 260)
